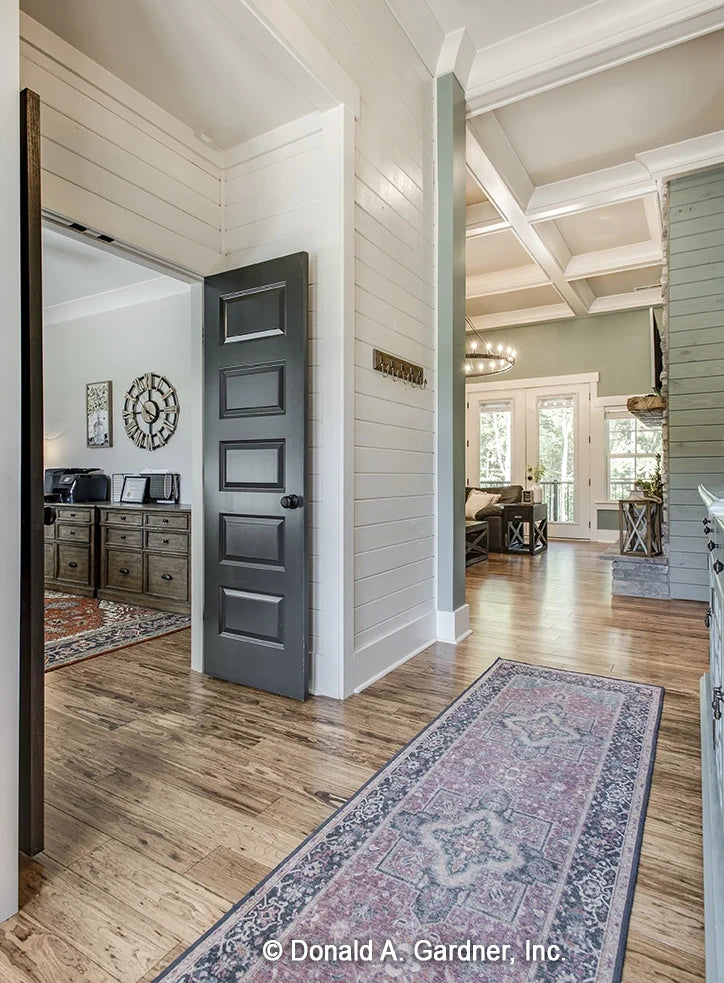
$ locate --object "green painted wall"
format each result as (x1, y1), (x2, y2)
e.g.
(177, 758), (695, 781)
(471, 309), (654, 396)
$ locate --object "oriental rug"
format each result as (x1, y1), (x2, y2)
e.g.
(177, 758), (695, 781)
(156, 660), (662, 983)
(44, 591), (190, 670)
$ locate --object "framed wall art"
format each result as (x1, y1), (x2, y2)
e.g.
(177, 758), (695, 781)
(86, 380), (113, 448)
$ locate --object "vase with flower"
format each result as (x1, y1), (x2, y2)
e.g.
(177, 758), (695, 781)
(527, 463), (547, 504)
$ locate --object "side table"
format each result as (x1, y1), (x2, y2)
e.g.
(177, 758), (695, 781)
(465, 519), (489, 566)
(504, 503), (548, 555)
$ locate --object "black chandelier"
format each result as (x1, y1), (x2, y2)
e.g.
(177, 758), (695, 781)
(465, 316), (516, 377)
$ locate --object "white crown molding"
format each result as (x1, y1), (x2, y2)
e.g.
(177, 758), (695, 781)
(468, 303), (574, 332)
(589, 286), (663, 314)
(643, 193), (663, 249)
(565, 241), (662, 281)
(43, 277), (190, 326)
(468, 114), (534, 210)
(465, 0), (724, 116)
(383, 0), (445, 77)
(467, 264), (548, 299)
(637, 128), (724, 183)
(437, 29), (476, 87)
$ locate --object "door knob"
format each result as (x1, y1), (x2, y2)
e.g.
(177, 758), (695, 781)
(280, 494), (302, 510)
(714, 560), (724, 575)
(708, 541), (718, 551)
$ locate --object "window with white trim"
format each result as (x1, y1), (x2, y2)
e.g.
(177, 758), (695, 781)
(605, 409), (662, 501)
(478, 400), (512, 486)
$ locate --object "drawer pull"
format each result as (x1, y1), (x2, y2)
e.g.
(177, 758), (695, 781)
(163, 518), (169, 524)
(120, 535), (126, 540)
(714, 560), (724, 575)
(121, 516), (127, 521)
(705, 525), (712, 535)
(161, 573), (173, 581)
(69, 512), (76, 518)
(708, 541), (718, 552)
(68, 561), (78, 568)
(163, 538), (170, 544)
(119, 568), (129, 576)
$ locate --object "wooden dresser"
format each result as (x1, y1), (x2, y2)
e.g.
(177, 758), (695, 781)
(98, 504), (191, 614)
(44, 503), (99, 596)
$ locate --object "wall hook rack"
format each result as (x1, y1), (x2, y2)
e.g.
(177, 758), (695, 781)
(372, 348), (427, 389)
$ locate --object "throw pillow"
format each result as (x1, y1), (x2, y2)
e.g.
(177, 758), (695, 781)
(465, 489), (494, 519)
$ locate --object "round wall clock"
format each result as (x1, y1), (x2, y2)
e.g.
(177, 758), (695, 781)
(123, 372), (180, 450)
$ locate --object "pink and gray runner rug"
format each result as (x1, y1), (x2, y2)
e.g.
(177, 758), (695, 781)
(156, 660), (662, 983)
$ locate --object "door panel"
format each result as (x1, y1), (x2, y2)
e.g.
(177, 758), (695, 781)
(204, 253), (308, 700)
(19, 88), (44, 856)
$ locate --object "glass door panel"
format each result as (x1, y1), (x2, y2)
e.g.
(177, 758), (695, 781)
(478, 400), (511, 485)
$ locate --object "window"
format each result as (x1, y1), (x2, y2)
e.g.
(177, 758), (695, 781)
(606, 410), (662, 500)
(478, 400), (511, 485)
(538, 395), (576, 523)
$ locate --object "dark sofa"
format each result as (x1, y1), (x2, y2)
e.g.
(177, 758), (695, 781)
(466, 484), (524, 552)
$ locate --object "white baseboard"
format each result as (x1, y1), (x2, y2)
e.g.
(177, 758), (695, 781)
(436, 604), (471, 644)
(352, 611), (436, 694)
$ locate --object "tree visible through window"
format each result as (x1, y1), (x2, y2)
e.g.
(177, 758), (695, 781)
(606, 411), (662, 500)
(537, 396), (576, 522)
(479, 401), (511, 485)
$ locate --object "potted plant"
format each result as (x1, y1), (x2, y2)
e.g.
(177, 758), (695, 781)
(634, 453), (663, 502)
(526, 463), (547, 504)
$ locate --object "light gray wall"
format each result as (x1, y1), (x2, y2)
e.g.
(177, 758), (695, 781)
(0, 0), (20, 922)
(668, 166), (724, 602)
(43, 290), (193, 501)
(472, 309), (654, 396)
(436, 73), (467, 622)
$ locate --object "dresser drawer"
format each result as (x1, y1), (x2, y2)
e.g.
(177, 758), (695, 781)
(61, 507), (93, 524)
(105, 526), (143, 549)
(44, 523), (56, 541)
(56, 544), (91, 585)
(58, 523), (90, 544)
(145, 512), (189, 530)
(44, 543), (56, 580)
(146, 554), (189, 602)
(146, 530), (188, 554)
(102, 509), (143, 527)
(105, 549), (144, 592)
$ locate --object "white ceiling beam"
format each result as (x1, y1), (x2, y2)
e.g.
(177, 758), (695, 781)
(527, 162), (656, 224)
(637, 129), (724, 184)
(565, 241), (662, 281)
(468, 304), (574, 332)
(436, 28), (476, 88)
(466, 201), (510, 237)
(466, 265), (549, 299)
(589, 287), (663, 315)
(466, 123), (594, 316)
(465, 0), (724, 116)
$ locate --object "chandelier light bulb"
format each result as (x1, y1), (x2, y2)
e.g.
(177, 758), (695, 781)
(471, 340), (477, 350)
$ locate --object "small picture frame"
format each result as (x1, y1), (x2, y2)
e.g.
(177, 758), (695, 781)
(121, 475), (148, 504)
(522, 490), (533, 503)
(86, 380), (113, 448)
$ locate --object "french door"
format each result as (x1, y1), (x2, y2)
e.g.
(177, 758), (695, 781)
(467, 381), (591, 540)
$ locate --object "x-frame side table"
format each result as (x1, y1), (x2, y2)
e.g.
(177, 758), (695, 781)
(504, 503), (548, 555)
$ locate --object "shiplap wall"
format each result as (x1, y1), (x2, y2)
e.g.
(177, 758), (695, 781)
(20, 14), (224, 275)
(290, 0), (437, 688)
(222, 116), (335, 694)
(668, 166), (724, 601)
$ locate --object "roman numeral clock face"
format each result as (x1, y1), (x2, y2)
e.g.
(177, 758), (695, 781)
(123, 373), (180, 450)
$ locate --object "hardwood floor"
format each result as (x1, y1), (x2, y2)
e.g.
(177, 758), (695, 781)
(1, 541), (708, 982)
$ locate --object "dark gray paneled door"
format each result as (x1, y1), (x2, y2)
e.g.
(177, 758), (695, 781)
(204, 253), (309, 700)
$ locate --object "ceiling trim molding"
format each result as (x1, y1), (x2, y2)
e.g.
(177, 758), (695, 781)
(565, 241), (663, 280)
(466, 264), (549, 299)
(468, 303), (574, 332)
(643, 194), (663, 248)
(466, 200), (510, 237)
(467, 124), (593, 317)
(527, 162), (656, 224)
(636, 128), (724, 183)
(437, 29), (476, 87)
(589, 286), (663, 314)
(465, 0), (724, 116)
(43, 276), (190, 326)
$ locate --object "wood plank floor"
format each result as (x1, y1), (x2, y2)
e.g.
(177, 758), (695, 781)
(0, 541), (708, 982)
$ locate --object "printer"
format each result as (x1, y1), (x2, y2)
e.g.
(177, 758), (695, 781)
(44, 468), (110, 503)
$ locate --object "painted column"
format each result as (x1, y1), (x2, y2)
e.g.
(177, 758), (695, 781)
(436, 73), (469, 642)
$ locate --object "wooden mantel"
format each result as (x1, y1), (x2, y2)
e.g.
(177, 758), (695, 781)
(627, 394), (666, 423)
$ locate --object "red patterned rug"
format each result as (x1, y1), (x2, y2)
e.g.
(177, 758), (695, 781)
(44, 591), (190, 670)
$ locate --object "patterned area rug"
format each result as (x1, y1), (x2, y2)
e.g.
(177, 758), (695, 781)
(156, 660), (662, 983)
(45, 591), (191, 671)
